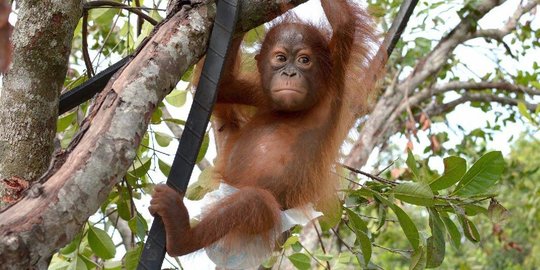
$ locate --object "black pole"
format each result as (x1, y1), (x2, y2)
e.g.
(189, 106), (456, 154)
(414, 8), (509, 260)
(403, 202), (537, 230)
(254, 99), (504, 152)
(136, 0), (240, 269)
(383, 0), (419, 56)
(59, 57), (129, 115)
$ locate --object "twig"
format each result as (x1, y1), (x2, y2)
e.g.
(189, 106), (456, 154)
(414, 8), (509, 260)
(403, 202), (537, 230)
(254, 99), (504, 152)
(298, 242), (329, 270)
(339, 163), (397, 186)
(314, 223), (332, 270)
(356, 213), (397, 223)
(331, 171), (366, 188)
(140, 144), (171, 156)
(330, 228), (355, 253)
(372, 243), (411, 257)
(376, 158), (398, 176)
(84, 0), (159, 25)
(82, 10), (94, 77)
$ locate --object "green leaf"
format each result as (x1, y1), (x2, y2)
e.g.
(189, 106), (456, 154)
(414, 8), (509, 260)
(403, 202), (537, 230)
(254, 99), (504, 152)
(344, 208), (372, 265)
(426, 209), (445, 268)
(196, 133), (210, 163)
(158, 159), (171, 176)
(181, 67), (194, 82)
(406, 149), (420, 180)
(154, 132), (172, 147)
(165, 89), (187, 107)
(315, 253), (333, 261)
(291, 242), (303, 252)
(128, 157), (151, 179)
(288, 253), (311, 270)
(68, 254), (88, 270)
(87, 226), (116, 260)
(124, 244), (143, 270)
(244, 25), (265, 44)
(441, 215), (461, 249)
(261, 255), (279, 268)
(452, 151), (505, 197)
(376, 203), (387, 231)
(61, 233), (82, 255)
(463, 204), (488, 216)
(357, 230), (372, 266)
(162, 118), (186, 126)
(429, 156), (467, 191)
(392, 204), (420, 250)
(103, 260), (122, 270)
(318, 196), (342, 232)
(394, 182), (434, 206)
(151, 107), (162, 124)
(185, 166), (218, 200)
(410, 245), (427, 270)
(459, 216), (480, 243)
(488, 199), (509, 224)
(49, 259), (70, 270)
(345, 208), (368, 233)
(57, 112), (76, 132)
(79, 254), (99, 269)
(116, 198), (131, 220)
(518, 101), (535, 123)
(282, 235), (299, 249)
(128, 213), (148, 240)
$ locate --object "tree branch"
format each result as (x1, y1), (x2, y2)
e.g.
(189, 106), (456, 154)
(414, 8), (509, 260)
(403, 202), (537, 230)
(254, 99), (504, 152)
(402, 0), (506, 90)
(0, 1), (82, 201)
(432, 81), (540, 96)
(424, 93), (537, 116)
(84, 1), (159, 26)
(345, 0), (535, 168)
(469, 0), (540, 40)
(405, 80), (540, 112)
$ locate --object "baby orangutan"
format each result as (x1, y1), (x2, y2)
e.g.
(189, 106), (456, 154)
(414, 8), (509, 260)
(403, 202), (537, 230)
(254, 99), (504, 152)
(149, 0), (382, 268)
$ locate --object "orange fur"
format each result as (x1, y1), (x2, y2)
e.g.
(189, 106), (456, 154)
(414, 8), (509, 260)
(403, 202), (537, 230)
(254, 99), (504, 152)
(149, 0), (384, 260)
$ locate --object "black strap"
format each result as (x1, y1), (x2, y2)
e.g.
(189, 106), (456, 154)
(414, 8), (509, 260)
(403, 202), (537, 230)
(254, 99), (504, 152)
(383, 0), (419, 56)
(59, 57), (129, 115)
(137, 0), (239, 269)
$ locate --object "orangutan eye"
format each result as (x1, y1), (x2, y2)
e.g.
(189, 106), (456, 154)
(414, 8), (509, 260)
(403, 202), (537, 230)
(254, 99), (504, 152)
(298, 56), (310, 64)
(276, 54), (287, 62)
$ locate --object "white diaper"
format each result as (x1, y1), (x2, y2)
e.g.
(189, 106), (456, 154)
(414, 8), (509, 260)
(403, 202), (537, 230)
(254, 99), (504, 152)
(193, 183), (322, 269)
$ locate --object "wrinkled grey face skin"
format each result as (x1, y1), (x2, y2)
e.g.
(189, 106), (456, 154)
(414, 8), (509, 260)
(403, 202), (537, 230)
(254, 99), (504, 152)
(258, 24), (325, 112)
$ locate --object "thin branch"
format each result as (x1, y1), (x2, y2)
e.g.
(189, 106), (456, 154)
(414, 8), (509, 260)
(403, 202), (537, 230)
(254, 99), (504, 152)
(402, 0), (506, 90)
(425, 93), (537, 116)
(339, 163), (397, 186)
(134, 0), (143, 36)
(433, 81), (540, 96)
(469, 0), (540, 40)
(330, 228), (355, 253)
(314, 223), (332, 270)
(332, 171), (367, 188)
(405, 80), (540, 114)
(82, 10), (94, 77)
(84, 0), (159, 25)
(372, 243), (411, 256)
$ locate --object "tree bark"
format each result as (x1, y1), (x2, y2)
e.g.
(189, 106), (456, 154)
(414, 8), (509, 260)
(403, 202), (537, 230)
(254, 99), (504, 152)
(0, 0), (82, 207)
(0, 0), (306, 268)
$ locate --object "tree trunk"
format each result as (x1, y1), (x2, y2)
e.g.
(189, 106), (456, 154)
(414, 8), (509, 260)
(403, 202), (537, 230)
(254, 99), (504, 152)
(0, 0), (82, 207)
